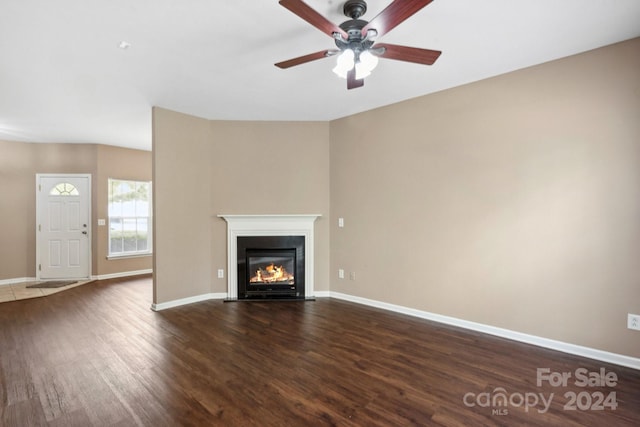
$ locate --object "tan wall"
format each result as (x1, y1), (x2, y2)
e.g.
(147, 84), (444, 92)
(152, 107), (213, 303)
(152, 108), (331, 304)
(95, 144), (153, 275)
(0, 140), (41, 278)
(329, 38), (640, 358)
(209, 120), (330, 293)
(0, 140), (151, 280)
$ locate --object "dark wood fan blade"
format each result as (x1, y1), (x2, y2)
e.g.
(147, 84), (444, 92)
(347, 68), (364, 90)
(279, 0), (348, 39)
(362, 0), (434, 38)
(275, 50), (333, 69)
(374, 43), (441, 65)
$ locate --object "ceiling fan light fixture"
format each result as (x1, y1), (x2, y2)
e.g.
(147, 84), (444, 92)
(355, 50), (379, 79)
(332, 49), (355, 79)
(361, 50), (379, 70)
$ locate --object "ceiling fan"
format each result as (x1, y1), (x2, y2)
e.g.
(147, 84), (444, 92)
(275, 0), (442, 89)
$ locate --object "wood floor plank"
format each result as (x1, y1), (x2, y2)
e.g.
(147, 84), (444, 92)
(0, 275), (639, 426)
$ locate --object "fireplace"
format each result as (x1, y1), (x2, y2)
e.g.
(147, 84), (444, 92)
(218, 214), (320, 300)
(237, 235), (305, 299)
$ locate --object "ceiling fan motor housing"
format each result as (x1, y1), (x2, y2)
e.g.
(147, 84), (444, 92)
(336, 18), (374, 54)
(335, 0), (374, 55)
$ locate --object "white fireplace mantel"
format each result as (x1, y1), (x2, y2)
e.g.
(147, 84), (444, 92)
(217, 214), (321, 299)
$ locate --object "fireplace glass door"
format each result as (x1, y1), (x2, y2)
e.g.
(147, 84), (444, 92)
(247, 249), (296, 287)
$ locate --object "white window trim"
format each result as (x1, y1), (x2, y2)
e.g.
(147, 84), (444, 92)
(107, 253), (153, 260)
(108, 178), (153, 258)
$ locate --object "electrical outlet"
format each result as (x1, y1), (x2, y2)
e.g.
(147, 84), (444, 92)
(338, 217), (344, 228)
(338, 269), (344, 279)
(350, 272), (356, 281)
(628, 314), (640, 331)
(217, 269), (224, 279)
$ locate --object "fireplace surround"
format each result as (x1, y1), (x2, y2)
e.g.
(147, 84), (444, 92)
(237, 235), (305, 299)
(218, 214), (320, 300)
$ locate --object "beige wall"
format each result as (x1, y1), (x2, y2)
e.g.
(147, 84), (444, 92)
(0, 140), (152, 280)
(330, 38), (640, 357)
(152, 107), (213, 303)
(152, 108), (330, 303)
(209, 120), (330, 294)
(96, 144), (153, 275)
(0, 139), (44, 278)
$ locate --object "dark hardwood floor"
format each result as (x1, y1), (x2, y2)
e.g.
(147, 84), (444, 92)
(1, 275), (638, 426)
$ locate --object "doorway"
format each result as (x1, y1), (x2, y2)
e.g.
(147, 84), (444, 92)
(36, 174), (91, 280)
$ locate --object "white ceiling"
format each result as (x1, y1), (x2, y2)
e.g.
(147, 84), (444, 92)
(1, 0), (639, 151)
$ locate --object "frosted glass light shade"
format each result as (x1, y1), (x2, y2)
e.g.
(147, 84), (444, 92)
(355, 50), (379, 79)
(332, 49), (355, 79)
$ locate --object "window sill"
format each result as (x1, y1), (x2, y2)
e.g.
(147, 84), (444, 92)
(107, 253), (153, 260)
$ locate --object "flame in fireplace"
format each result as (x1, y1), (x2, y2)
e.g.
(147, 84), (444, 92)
(250, 263), (294, 284)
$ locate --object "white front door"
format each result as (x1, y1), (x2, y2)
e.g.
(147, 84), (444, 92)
(36, 174), (91, 280)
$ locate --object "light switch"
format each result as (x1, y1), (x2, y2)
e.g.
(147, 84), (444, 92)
(338, 217), (344, 228)
(98, 219), (106, 226)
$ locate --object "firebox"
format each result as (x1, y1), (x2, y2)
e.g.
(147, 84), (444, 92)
(237, 235), (305, 299)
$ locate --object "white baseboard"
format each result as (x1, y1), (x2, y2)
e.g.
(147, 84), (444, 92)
(151, 292), (227, 311)
(329, 291), (640, 371)
(313, 291), (331, 298)
(0, 277), (36, 287)
(92, 269), (152, 281)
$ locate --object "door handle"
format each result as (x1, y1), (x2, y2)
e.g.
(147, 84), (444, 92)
(82, 231), (88, 235)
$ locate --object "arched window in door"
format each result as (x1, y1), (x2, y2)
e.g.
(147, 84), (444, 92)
(49, 182), (80, 196)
